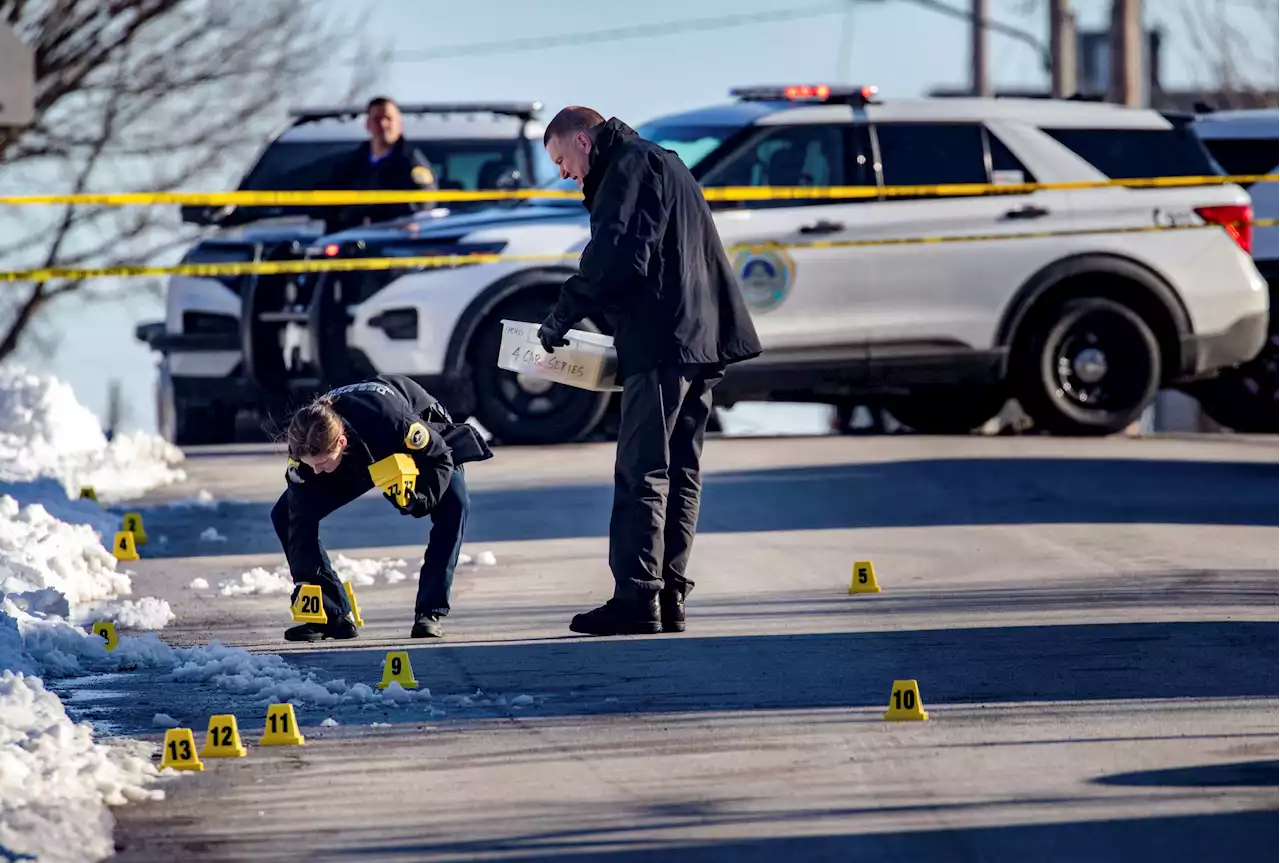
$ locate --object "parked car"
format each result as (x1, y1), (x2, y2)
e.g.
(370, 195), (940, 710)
(136, 101), (555, 445)
(1185, 107), (1277, 432)
(233, 85), (1269, 444)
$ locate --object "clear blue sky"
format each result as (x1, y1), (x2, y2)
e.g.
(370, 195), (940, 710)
(23, 0), (1278, 431)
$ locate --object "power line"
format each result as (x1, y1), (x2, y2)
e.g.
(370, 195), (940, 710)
(375, 4), (846, 65)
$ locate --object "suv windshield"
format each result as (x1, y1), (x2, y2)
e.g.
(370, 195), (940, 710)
(530, 121), (736, 209)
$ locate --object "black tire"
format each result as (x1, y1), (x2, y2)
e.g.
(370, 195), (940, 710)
(886, 388), (1008, 435)
(468, 296), (612, 445)
(1013, 296), (1160, 436)
(1185, 330), (1278, 433)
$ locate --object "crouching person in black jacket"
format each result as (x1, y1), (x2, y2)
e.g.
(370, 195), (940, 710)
(273, 375), (492, 642)
(538, 107), (763, 637)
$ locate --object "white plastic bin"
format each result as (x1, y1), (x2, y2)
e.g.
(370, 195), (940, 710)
(496, 319), (622, 392)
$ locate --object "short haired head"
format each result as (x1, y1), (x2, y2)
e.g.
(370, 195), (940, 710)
(286, 398), (348, 473)
(365, 95), (403, 150)
(543, 106), (605, 188)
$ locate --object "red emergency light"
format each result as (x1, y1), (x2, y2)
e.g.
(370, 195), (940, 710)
(730, 84), (879, 106)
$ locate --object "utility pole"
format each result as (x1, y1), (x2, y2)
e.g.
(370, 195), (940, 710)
(1109, 0), (1143, 106)
(1049, 0), (1077, 98)
(971, 0), (991, 96)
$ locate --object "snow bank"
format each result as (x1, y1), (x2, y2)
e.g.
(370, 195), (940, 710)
(0, 670), (164, 863)
(217, 566), (292, 597)
(0, 366), (185, 503)
(1, 369), (189, 862)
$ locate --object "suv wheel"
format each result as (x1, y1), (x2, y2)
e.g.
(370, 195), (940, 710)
(468, 297), (613, 445)
(1185, 330), (1278, 433)
(887, 388), (1008, 435)
(1014, 296), (1161, 435)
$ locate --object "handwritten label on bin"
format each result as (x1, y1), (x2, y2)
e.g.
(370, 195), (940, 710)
(503, 324), (589, 379)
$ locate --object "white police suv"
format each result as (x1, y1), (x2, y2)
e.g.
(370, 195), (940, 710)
(1186, 107), (1277, 432)
(237, 85), (1269, 445)
(136, 101), (555, 444)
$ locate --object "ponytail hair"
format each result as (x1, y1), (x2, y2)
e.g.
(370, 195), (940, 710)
(286, 398), (344, 459)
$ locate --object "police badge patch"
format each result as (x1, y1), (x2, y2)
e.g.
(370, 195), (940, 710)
(405, 422), (429, 450)
(286, 458), (305, 484)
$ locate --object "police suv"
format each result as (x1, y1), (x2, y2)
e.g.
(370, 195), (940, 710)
(234, 85), (1269, 445)
(1186, 107), (1278, 433)
(136, 101), (555, 444)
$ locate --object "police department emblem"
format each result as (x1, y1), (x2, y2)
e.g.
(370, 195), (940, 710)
(286, 458), (304, 484)
(405, 422), (429, 450)
(730, 246), (795, 312)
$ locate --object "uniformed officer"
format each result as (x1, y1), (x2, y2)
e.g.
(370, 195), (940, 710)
(324, 96), (439, 232)
(273, 375), (492, 642)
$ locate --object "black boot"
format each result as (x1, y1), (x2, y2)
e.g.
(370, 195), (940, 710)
(569, 595), (661, 636)
(411, 613), (444, 638)
(660, 588), (688, 633)
(284, 613), (358, 643)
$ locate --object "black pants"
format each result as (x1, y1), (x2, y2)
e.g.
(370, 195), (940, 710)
(609, 362), (724, 599)
(270, 466), (469, 622)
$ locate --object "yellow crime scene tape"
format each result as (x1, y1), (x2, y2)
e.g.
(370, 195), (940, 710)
(3, 219), (1274, 284)
(0, 174), (1275, 208)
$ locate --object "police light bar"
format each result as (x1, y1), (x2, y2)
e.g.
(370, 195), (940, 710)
(730, 84), (879, 106)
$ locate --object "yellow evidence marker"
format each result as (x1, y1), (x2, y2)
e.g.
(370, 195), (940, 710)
(291, 584), (327, 624)
(200, 714), (248, 758)
(260, 703), (305, 746)
(121, 511), (148, 545)
(160, 728), (204, 771)
(343, 582), (365, 627)
(112, 531), (140, 561)
(884, 679), (929, 721)
(849, 560), (881, 594)
(377, 651), (419, 690)
(91, 621), (119, 651)
(369, 452), (420, 508)
(78, 486), (97, 502)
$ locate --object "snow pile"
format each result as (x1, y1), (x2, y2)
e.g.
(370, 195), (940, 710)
(152, 713), (179, 728)
(188, 577), (209, 590)
(476, 551), (497, 566)
(89, 597), (175, 631)
(199, 527), (227, 543)
(0, 366), (185, 502)
(331, 553), (409, 586)
(217, 555), (412, 597)
(0, 495), (131, 609)
(218, 567), (292, 597)
(167, 489), (218, 509)
(0, 669), (164, 863)
(320, 717), (339, 727)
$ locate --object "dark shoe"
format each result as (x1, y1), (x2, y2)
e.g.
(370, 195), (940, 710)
(660, 589), (687, 633)
(569, 597), (661, 636)
(284, 614), (359, 643)
(411, 613), (444, 638)
(284, 622), (327, 642)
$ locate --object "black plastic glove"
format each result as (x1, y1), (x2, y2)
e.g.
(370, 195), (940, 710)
(384, 487), (429, 518)
(537, 313), (570, 354)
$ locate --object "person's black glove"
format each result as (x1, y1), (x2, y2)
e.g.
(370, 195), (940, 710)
(384, 487), (429, 518)
(537, 313), (570, 354)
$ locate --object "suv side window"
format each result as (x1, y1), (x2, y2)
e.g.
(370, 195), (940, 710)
(873, 123), (989, 188)
(701, 125), (850, 208)
(1199, 138), (1279, 176)
(1043, 127), (1221, 179)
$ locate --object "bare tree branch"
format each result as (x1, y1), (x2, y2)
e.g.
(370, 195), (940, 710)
(0, 0), (380, 362)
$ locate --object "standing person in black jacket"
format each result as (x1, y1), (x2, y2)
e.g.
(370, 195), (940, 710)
(325, 96), (438, 232)
(275, 375), (492, 642)
(537, 107), (763, 637)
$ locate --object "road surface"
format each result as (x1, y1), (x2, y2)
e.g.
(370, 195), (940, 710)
(80, 432), (1278, 861)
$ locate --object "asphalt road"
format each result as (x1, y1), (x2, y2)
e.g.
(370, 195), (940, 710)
(85, 432), (1277, 862)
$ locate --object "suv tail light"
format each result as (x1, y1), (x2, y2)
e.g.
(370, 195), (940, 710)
(1195, 204), (1253, 255)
